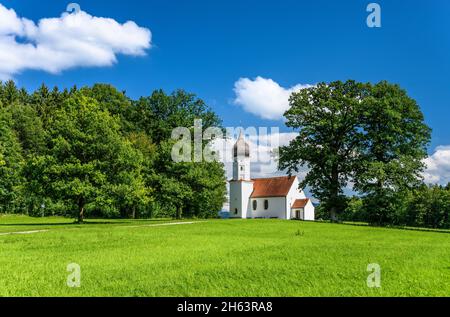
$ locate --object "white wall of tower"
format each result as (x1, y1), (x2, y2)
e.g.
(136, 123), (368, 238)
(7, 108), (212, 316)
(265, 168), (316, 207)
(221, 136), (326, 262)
(229, 180), (253, 218)
(233, 158), (251, 181)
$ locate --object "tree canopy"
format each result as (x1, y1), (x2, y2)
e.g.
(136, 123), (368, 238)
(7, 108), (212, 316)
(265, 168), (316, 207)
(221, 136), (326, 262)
(0, 81), (226, 221)
(355, 81), (431, 224)
(279, 80), (369, 220)
(280, 80), (432, 225)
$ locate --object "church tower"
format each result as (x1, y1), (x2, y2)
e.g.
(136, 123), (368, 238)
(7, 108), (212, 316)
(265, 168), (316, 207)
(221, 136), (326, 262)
(233, 132), (251, 181)
(229, 132), (253, 218)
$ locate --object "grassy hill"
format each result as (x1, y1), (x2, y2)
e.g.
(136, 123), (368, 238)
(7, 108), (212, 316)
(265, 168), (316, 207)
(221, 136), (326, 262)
(0, 215), (449, 296)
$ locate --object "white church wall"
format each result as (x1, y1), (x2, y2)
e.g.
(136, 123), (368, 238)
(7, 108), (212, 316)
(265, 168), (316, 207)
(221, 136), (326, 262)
(285, 177), (306, 220)
(229, 180), (254, 218)
(229, 181), (241, 218)
(241, 181), (254, 219)
(248, 197), (286, 219)
(290, 201), (315, 220)
(304, 200), (315, 221)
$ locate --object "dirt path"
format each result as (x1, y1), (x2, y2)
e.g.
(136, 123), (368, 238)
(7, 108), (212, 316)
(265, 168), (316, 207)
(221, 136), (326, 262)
(0, 221), (204, 236)
(0, 230), (49, 236)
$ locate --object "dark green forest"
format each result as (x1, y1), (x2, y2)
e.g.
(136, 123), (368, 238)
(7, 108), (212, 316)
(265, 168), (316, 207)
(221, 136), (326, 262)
(0, 81), (227, 222)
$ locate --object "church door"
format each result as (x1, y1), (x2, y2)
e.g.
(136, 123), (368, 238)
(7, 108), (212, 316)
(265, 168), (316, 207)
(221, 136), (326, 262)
(295, 209), (304, 220)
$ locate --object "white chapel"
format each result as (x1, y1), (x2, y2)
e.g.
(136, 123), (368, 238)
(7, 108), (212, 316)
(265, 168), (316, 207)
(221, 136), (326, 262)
(229, 133), (315, 220)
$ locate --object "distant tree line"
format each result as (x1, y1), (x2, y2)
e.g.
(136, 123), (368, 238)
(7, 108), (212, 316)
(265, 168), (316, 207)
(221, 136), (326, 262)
(280, 80), (449, 229)
(0, 81), (227, 222)
(316, 184), (450, 229)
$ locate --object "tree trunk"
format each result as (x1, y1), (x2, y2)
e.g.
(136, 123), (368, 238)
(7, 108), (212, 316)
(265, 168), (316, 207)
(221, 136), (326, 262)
(132, 206), (136, 219)
(78, 197), (85, 223)
(330, 165), (339, 222)
(330, 206), (338, 222)
(176, 206), (182, 220)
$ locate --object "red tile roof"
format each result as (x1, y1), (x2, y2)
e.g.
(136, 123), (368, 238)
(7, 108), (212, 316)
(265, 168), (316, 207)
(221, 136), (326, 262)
(250, 176), (296, 198)
(291, 199), (310, 209)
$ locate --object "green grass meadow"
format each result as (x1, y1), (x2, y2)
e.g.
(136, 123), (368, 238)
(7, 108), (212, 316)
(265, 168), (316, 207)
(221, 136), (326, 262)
(0, 215), (449, 297)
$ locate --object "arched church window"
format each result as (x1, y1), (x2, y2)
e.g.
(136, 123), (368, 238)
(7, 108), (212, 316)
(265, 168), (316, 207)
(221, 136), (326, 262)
(252, 200), (257, 210)
(234, 208), (238, 215)
(264, 200), (269, 210)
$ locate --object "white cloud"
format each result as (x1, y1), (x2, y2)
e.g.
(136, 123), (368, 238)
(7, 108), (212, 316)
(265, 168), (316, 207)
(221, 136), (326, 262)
(233, 76), (313, 120)
(423, 145), (450, 185)
(0, 4), (151, 79)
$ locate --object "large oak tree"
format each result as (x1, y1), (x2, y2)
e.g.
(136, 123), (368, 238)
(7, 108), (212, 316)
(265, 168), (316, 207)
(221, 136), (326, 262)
(279, 80), (368, 220)
(279, 80), (430, 223)
(355, 81), (431, 224)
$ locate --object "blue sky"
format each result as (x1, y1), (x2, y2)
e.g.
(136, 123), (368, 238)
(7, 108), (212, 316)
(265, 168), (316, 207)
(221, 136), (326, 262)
(1, 0), (450, 183)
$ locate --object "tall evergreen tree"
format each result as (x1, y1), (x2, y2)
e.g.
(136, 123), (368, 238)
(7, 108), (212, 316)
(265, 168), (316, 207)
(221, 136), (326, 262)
(0, 109), (24, 213)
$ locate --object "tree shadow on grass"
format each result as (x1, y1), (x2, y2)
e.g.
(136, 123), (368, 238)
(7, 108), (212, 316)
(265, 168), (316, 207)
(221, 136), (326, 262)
(328, 221), (450, 234)
(0, 218), (175, 227)
(0, 221), (123, 227)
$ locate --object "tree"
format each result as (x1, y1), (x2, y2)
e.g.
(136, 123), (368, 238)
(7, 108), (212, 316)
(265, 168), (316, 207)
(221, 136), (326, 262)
(80, 84), (133, 132)
(129, 90), (226, 219)
(126, 132), (157, 218)
(29, 84), (71, 129)
(341, 197), (367, 222)
(131, 89), (221, 144)
(404, 185), (450, 229)
(0, 109), (24, 213)
(183, 161), (227, 218)
(149, 140), (226, 219)
(0, 80), (21, 105)
(279, 80), (368, 221)
(6, 103), (46, 155)
(354, 81), (431, 225)
(0, 83), (226, 220)
(24, 93), (149, 223)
